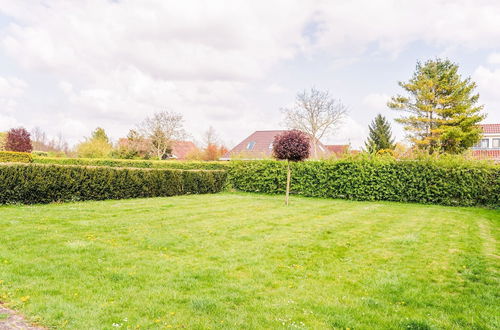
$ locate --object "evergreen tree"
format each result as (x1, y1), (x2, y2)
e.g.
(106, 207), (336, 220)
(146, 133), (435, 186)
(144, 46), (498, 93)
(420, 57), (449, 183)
(364, 114), (395, 153)
(388, 58), (485, 154)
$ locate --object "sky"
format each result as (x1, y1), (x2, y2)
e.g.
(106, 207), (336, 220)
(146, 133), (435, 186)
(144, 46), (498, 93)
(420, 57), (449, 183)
(0, 0), (499, 149)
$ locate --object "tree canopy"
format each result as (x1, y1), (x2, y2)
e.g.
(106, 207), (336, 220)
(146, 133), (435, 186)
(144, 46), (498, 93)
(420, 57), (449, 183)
(388, 58), (485, 154)
(282, 88), (347, 158)
(76, 127), (112, 158)
(6, 127), (33, 153)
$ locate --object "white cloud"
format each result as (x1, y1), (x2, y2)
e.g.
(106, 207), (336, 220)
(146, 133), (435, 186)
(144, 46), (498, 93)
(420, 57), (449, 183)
(487, 53), (500, 65)
(266, 83), (288, 94)
(0, 75), (27, 115)
(0, 113), (18, 131)
(473, 65), (500, 123)
(1, 0), (500, 146)
(327, 116), (367, 149)
(362, 93), (390, 112)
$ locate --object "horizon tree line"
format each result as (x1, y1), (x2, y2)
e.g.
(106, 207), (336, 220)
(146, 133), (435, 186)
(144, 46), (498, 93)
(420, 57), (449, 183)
(0, 57), (488, 158)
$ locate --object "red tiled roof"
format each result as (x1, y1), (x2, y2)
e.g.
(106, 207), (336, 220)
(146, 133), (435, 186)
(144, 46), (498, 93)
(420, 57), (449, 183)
(472, 149), (500, 161)
(224, 130), (284, 159)
(223, 130), (330, 159)
(171, 141), (197, 160)
(325, 145), (349, 154)
(480, 124), (500, 134)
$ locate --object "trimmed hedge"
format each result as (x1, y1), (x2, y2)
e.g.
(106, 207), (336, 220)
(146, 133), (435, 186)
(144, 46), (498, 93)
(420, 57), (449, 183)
(0, 151), (33, 163)
(33, 157), (230, 170)
(0, 163), (227, 204)
(229, 159), (499, 207)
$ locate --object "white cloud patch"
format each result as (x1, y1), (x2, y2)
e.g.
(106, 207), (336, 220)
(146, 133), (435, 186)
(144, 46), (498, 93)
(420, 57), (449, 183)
(0, 75), (27, 116)
(473, 65), (500, 123)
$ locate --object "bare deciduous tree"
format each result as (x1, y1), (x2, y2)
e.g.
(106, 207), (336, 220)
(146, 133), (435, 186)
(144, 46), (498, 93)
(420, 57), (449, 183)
(31, 127), (69, 154)
(282, 88), (348, 158)
(140, 111), (186, 160)
(203, 126), (219, 148)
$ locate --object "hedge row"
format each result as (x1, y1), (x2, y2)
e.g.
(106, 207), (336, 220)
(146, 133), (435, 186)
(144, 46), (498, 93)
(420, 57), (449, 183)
(0, 151), (33, 163)
(229, 159), (499, 207)
(0, 163), (227, 204)
(33, 157), (230, 170)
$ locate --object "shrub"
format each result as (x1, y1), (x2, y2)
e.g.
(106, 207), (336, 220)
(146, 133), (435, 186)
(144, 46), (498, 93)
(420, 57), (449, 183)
(0, 164), (227, 204)
(0, 151), (33, 163)
(5, 127), (32, 152)
(32, 157), (231, 170)
(32, 150), (49, 157)
(229, 158), (499, 207)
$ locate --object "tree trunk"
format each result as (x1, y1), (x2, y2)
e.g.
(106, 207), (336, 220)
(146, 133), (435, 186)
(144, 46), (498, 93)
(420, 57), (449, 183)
(285, 161), (291, 206)
(313, 139), (318, 159)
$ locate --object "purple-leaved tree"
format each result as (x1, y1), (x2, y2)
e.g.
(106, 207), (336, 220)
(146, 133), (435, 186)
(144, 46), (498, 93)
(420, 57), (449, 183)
(6, 127), (33, 153)
(272, 130), (310, 205)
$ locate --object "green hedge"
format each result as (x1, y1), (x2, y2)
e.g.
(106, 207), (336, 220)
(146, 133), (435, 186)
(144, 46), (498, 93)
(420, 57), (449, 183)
(229, 159), (499, 207)
(0, 164), (227, 204)
(33, 157), (230, 170)
(0, 151), (33, 163)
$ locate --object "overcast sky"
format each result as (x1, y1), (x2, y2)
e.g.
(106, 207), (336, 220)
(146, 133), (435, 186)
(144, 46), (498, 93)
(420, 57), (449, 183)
(0, 0), (499, 149)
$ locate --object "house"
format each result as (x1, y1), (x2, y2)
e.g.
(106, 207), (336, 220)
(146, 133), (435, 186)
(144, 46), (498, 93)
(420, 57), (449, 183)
(170, 141), (197, 160)
(325, 145), (349, 156)
(471, 124), (500, 162)
(221, 130), (330, 160)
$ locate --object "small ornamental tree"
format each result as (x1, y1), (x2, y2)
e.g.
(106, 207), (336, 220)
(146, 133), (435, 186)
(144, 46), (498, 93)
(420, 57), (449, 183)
(5, 127), (33, 153)
(272, 130), (310, 205)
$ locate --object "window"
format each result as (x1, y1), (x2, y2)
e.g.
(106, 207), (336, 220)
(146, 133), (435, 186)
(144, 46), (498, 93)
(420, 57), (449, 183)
(480, 139), (489, 149)
(269, 143), (273, 149)
(246, 141), (256, 150)
(493, 138), (500, 148)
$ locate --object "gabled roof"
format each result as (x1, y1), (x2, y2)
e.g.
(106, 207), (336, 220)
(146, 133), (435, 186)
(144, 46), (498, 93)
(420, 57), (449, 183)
(223, 130), (330, 159)
(480, 124), (500, 134)
(223, 130), (284, 159)
(171, 141), (197, 160)
(325, 145), (349, 154)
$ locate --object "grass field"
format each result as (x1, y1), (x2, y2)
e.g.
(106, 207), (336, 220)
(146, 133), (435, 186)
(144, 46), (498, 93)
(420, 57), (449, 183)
(0, 193), (498, 329)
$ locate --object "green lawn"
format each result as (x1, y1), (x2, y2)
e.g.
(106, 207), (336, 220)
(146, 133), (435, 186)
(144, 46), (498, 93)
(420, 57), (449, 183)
(0, 193), (498, 329)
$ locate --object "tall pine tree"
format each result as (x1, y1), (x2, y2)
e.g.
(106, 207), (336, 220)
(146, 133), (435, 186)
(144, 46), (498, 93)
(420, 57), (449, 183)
(388, 58), (485, 154)
(364, 114), (395, 153)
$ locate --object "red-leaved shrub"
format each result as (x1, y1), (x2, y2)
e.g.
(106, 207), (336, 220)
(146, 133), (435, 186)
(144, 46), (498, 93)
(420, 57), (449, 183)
(6, 127), (33, 153)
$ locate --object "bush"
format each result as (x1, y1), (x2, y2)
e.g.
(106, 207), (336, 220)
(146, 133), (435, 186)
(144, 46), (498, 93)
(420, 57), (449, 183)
(32, 157), (231, 170)
(229, 158), (499, 207)
(0, 163), (227, 204)
(0, 151), (33, 163)
(5, 127), (32, 152)
(32, 150), (49, 157)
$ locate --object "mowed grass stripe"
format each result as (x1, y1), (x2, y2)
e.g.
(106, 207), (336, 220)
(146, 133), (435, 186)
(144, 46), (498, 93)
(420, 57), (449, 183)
(0, 193), (498, 329)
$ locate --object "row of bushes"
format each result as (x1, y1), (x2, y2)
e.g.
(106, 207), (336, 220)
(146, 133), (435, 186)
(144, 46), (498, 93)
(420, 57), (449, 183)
(0, 164), (227, 204)
(3, 155), (498, 207)
(0, 151), (33, 163)
(229, 159), (499, 207)
(32, 157), (230, 170)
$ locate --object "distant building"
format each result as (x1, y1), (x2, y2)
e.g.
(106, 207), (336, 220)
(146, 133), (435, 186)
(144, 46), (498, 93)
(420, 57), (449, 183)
(472, 124), (500, 162)
(170, 141), (197, 160)
(325, 145), (349, 156)
(221, 130), (330, 160)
